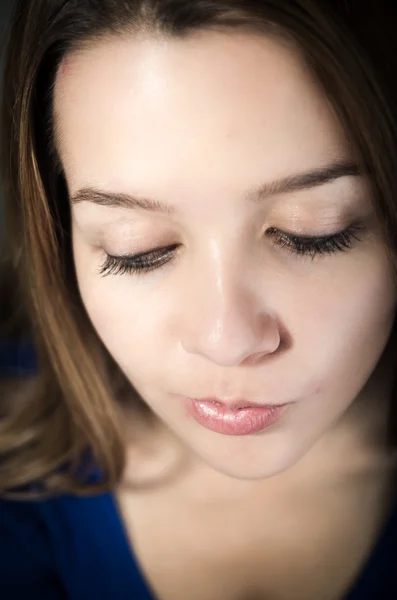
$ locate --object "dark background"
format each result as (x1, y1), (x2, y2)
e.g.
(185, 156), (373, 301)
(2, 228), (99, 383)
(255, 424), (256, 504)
(0, 0), (13, 45)
(0, 0), (14, 221)
(0, 0), (14, 91)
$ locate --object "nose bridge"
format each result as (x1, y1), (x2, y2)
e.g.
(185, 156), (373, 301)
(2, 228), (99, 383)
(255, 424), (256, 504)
(180, 246), (280, 366)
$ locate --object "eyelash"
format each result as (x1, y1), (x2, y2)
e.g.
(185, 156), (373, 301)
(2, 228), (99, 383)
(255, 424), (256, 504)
(98, 223), (365, 277)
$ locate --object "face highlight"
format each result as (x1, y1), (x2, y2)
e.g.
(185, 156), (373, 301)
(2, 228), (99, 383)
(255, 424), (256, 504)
(53, 31), (397, 479)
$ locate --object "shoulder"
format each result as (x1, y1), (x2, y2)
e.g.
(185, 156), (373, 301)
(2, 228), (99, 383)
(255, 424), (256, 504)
(0, 496), (57, 586)
(0, 490), (113, 598)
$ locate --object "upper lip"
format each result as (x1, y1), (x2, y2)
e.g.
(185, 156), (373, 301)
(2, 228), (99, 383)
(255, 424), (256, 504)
(191, 397), (283, 409)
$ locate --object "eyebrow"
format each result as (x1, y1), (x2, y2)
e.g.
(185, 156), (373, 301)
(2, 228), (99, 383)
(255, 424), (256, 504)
(70, 160), (362, 214)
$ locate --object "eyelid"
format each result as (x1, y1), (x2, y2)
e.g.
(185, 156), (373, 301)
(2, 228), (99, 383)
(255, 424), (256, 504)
(106, 243), (178, 261)
(267, 216), (364, 238)
(104, 223), (357, 260)
(267, 226), (346, 241)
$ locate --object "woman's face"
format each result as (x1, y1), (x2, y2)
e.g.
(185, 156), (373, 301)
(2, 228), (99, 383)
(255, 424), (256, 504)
(54, 31), (397, 479)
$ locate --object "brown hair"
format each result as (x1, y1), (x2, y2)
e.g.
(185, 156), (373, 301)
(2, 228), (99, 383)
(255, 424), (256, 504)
(1, 0), (397, 497)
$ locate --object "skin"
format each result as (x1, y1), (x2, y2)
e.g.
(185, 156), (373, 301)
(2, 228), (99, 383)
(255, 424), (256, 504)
(53, 30), (397, 492)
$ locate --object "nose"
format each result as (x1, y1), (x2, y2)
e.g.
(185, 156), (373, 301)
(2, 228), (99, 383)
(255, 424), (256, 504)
(180, 268), (281, 367)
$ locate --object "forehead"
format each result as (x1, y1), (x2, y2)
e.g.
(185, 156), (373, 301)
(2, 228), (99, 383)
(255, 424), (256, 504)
(53, 31), (350, 193)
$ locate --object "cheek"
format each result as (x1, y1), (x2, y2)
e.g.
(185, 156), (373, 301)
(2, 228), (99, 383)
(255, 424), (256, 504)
(72, 240), (161, 377)
(81, 281), (163, 377)
(289, 253), (397, 389)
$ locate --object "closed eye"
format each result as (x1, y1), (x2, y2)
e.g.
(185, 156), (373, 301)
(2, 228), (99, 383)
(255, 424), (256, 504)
(267, 223), (365, 260)
(99, 244), (180, 277)
(98, 223), (366, 277)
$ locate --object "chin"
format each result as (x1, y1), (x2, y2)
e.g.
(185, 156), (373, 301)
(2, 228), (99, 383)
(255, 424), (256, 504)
(207, 462), (294, 481)
(193, 436), (311, 481)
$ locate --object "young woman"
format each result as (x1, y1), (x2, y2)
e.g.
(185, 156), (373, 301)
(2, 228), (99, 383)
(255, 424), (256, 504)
(1, 0), (397, 598)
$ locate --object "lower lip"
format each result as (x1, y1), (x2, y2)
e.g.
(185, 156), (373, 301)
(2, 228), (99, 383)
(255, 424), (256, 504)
(184, 398), (290, 436)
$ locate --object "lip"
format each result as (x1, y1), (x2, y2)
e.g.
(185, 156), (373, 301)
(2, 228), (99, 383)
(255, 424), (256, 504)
(184, 397), (291, 436)
(194, 397), (279, 409)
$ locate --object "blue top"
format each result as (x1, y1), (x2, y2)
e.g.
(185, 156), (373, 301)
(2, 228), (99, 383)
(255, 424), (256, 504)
(1, 341), (396, 599)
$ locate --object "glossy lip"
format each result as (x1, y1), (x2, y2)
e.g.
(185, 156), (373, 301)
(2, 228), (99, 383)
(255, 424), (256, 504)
(194, 396), (280, 409)
(184, 397), (291, 436)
